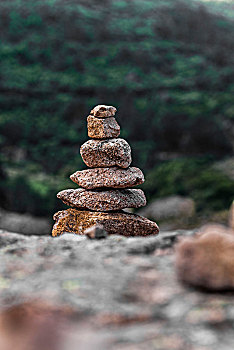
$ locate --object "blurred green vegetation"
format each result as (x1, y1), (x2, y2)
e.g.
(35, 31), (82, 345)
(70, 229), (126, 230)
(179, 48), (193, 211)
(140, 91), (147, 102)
(142, 157), (234, 213)
(0, 0), (233, 217)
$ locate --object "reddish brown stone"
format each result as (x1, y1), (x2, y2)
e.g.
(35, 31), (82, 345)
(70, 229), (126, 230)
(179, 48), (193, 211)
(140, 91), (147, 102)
(176, 226), (234, 290)
(70, 167), (144, 189)
(80, 138), (131, 168)
(57, 188), (146, 211)
(87, 115), (120, 139)
(52, 208), (159, 237)
(90, 105), (117, 118)
(0, 301), (73, 350)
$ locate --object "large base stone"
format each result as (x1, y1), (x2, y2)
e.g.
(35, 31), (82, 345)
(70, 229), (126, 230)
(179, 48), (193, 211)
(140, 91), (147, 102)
(52, 208), (159, 237)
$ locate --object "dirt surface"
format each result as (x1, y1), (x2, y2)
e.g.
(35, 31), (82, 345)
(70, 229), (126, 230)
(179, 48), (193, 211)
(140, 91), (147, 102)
(0, 229), (234, 350)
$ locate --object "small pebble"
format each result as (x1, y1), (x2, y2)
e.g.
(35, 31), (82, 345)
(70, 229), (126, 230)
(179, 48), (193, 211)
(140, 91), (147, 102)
(84, 225), (108, 240)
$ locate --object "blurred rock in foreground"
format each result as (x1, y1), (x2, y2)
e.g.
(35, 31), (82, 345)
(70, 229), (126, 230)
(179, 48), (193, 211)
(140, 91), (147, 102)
(0, 208), (51, 235)
(176, 225), (234, 291)
(139, 195), (195, 230)
(0, 301), (74, 350)
(176, 201), (234, 290)
(1, 227), (234, 349)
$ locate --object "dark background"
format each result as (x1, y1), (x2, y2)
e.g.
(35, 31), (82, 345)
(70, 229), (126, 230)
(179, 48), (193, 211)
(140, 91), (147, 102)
(0, 0), (233, 221)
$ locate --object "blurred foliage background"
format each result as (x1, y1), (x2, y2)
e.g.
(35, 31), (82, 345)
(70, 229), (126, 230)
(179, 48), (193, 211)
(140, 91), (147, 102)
(0, 0), (233, 222)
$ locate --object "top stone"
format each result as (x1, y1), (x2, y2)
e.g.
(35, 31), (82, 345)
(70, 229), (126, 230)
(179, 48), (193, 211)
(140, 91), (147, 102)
(90, 105), (117, 118)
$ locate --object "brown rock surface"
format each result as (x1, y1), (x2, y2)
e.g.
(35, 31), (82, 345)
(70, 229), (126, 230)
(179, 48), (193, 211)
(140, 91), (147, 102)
(90, 105), (117, 118)
(0, 301), (73, 350)
(87, 115), (120, 139)
(176, 226), (234, 290)
(57, 188), (146, 211)
(80, 138), (132, 168)
(52, 208), (159, 237)
(70, 167), (144, 189)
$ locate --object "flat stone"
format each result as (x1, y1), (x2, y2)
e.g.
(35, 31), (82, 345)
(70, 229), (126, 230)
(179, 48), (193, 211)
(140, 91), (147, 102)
(87, 115), (120, 139)
(70, 167), (145, 189)
(90, 105), (117, 118)
(176, 227), (234, 290)
(57, 188), (146, 211)
(52, 208), (159, 237)
(80, 138), (132, 168)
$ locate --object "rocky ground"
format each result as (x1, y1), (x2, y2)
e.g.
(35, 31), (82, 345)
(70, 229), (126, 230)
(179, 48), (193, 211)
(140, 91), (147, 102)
(0, 229), (234, 350)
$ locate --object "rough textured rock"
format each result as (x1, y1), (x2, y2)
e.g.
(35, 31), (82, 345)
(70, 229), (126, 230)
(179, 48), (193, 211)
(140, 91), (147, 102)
(1, 228), (234, 349)
(57, 188), (146, 211)
(176, 225), (234, 290)
(90, 104), (117, 118)
(52, 208), (159, 237)
(84, 225), (108, 239)
(70, 167), (144, 189)
(87, 115), (120, 139)
(80, 138), (131, 168)
(0, 208), (51, 235)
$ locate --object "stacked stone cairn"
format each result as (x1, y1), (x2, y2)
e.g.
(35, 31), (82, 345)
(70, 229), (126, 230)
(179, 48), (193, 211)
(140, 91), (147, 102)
(52, 105), (159, 237)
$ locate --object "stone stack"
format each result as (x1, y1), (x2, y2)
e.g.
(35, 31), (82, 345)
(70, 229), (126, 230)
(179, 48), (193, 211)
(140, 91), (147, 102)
(52, 105), (159, 237)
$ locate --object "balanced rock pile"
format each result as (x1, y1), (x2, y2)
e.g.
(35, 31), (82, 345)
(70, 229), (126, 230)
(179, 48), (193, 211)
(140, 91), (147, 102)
(52, 105), (159, 237)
